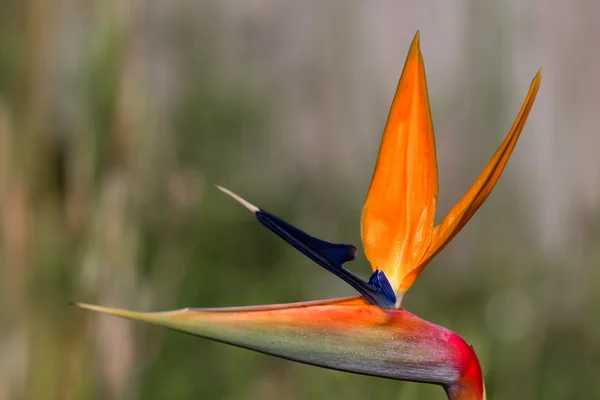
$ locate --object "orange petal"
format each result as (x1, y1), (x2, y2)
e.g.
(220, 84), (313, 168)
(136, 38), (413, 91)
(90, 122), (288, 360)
(402, 70), (542, 290)
(361, 32), (438, 294)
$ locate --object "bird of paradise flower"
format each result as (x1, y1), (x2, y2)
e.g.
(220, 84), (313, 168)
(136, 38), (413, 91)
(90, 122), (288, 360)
(74, 32), (540, 399)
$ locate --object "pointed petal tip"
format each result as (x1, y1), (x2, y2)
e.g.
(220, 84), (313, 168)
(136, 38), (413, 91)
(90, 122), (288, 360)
(533, 68), (542, 85)
(215, 185), (259, 213)
(71, 302), (121, 315)
(408, 31), (422, 57)
(71, 302), (150, 321)
(413, 30), (420, 45)
(71, 301), (92, 310)
(525, 69), (541, 98)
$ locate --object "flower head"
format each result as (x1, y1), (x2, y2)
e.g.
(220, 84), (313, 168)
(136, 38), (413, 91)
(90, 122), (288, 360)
(74, 32), (541, 400)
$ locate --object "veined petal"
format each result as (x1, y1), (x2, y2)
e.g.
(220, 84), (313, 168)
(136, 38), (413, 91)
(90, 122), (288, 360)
(403, 70), (542, 289)
(73, 298), (484, 397)
(361, 32), (438, 294)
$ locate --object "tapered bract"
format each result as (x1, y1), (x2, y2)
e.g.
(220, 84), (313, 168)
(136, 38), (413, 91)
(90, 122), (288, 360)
(74, 298), (483, 399)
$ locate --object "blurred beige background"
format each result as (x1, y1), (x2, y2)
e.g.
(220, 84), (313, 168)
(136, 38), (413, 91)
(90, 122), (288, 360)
(0, 1), (599, 399)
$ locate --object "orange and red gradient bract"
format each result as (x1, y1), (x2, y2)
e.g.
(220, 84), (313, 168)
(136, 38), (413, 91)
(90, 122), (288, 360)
(75, 32), (540, 400)
(74, 298), (484, 399)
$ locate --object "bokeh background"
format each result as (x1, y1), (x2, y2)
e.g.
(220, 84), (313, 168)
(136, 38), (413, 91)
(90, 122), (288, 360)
(1, 1), (599, 399)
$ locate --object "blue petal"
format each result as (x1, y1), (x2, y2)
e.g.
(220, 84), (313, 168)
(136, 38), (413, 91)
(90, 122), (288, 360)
(255, 210), (396, 308)
(368, 270), (397, 305)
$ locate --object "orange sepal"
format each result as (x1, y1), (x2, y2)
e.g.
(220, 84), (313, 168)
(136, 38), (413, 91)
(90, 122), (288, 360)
(361, 32), (438, 293)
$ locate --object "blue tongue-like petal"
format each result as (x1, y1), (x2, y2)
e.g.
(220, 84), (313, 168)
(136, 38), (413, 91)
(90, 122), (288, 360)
(368, 270), (397, 306)
(216, 185), (397, 308)
(256, 210), (396, 308)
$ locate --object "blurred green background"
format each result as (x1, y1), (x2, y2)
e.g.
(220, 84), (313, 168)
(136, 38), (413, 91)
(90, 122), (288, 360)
(1, 1), (599, 399)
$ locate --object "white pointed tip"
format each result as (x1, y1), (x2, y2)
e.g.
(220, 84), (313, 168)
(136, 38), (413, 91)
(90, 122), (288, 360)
(215, 185), (259, 213)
